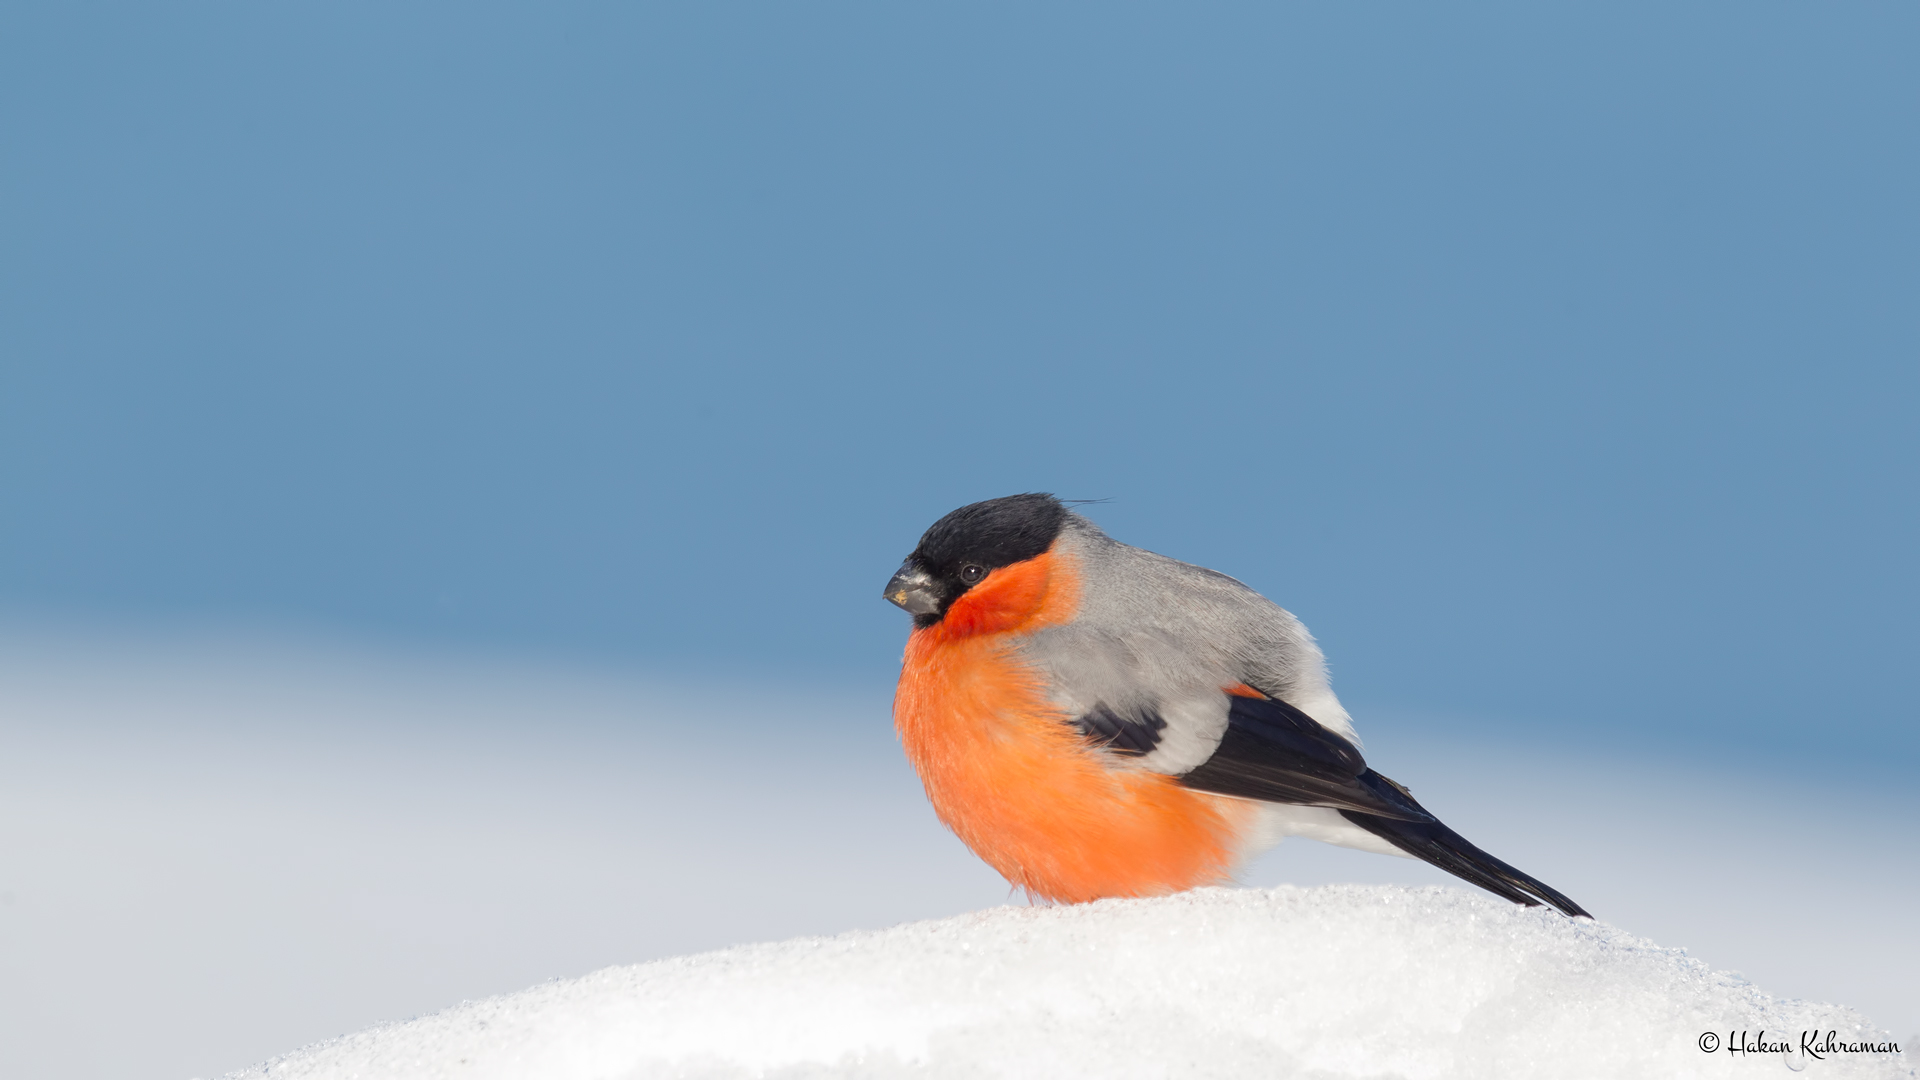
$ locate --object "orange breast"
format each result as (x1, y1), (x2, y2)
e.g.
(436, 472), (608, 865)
(892, 545), (1250, 903)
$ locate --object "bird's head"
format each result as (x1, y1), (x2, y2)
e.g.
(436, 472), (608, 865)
(884, 493), (1068, 629)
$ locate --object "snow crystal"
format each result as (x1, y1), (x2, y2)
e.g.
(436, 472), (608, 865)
(228, 885), (1911, 1080)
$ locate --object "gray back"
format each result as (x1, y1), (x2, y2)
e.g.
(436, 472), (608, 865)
(1016, 513), (1357, 772)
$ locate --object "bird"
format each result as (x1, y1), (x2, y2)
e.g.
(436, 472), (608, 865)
(883, 493), (1590, 917)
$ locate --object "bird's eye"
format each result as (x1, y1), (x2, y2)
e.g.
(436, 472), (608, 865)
(960, 564), (986, 583)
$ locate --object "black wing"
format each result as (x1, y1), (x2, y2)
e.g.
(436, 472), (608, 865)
(1073, 703), (1167, 756)
(1151, 691), (1592, 918)
(1336, 776), (1592, 918)
(1175, 693), (1425, 820)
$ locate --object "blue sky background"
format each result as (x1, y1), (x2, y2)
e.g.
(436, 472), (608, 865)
(3, 1), (1916, 771)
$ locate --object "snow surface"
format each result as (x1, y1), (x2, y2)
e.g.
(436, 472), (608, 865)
(229, 885), (1910, 1080)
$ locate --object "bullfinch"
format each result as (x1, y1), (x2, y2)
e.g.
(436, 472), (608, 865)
(883, 493), (1590, 918)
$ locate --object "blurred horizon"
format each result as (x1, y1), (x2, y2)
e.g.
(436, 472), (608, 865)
(6, 612), (1912, 788)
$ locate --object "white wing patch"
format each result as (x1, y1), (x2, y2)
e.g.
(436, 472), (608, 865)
(1133, 693), (1230, 774)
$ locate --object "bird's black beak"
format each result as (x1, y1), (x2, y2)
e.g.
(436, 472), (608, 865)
(884, 559), (942, 616)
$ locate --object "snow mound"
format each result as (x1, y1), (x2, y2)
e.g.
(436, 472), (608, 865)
(231, 885), (1909, 1080)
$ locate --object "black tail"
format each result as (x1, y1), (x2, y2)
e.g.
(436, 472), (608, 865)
(1340, 770), (1592, 919)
